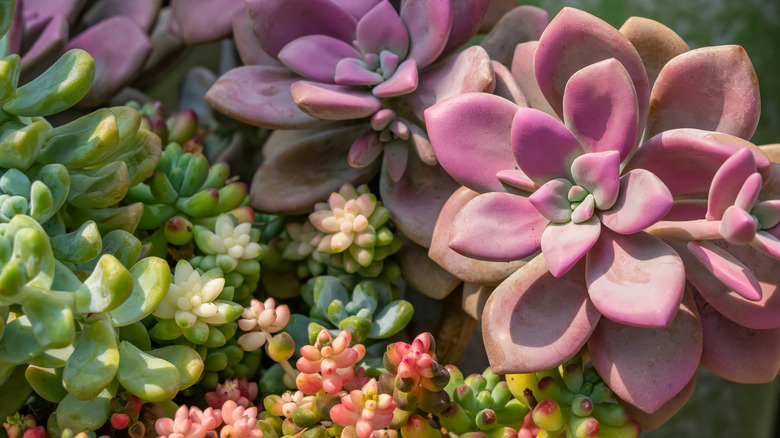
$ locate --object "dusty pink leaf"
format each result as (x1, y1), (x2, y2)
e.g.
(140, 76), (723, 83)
(383, 139), (408, 183)
(618, 16), (689, 87)
(587, 229), (685, 327)
(355, 0), (409, 58)
(600, 169), (672, 235)
(647, 46), (760, 141)
(82, 0), (161, 33)
(278, 35), (360, 83)
(349, 131), (383, 168)
(511, 108), (582, 185)
(483, 255), (600, 373)
(372, 59), (418, 98)
(511, 42), (557, 117)
(440, 0), (490, 57)
(528, 179), (573, 223)
(169, 0), (243, 44)
(491, 61), (528, 106)
(450, 192), (547, 262)
(589, 289), (702, 414)
(616, 374), (696, 432)
(206, 66), (328, 129)
(479, 5), (549, 67)
(425, 92), (518, 193)
(233, 12), (281, 67)
(399, 0), (452, 69)
(720, 206), (757, 245)
(707, 148), (758, 220)
(570, 151), (621, 211)
(541, 217), (600, 277)
(395, 238), (460, 300)
(20, 15), (67, 78)
(688, 241), (761, 301)
(290, 81), (382, 120)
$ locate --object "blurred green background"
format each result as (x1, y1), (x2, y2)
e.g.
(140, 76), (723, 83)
(519, 0), (780, 146)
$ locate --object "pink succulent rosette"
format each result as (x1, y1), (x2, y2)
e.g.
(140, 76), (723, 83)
(219, 400), (264, 438)
(330, 378), (397, 438)
(205, 377), (259, 409)
(155, 405), (222, 438)
(296, 329), (366, 394)
(424, 6), (768, 420)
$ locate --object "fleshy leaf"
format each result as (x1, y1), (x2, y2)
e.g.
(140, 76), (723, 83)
(688, 241), (761, 301)
(511, 41), (556, 116)
(117, 341), (181, 402)
(588, 289), (702, 414)
(511, 107), (582, 185)
(22, 289), (75, 349)
(618, 16), (689, 87)
(707, 148), (757, 220)
(372, 59), (418, 98)
(63, 317), (119, 400)
(75, 254), (134, 314)
(528, 178), (573, 223)
(25, 365), (67, 403)
(149, 345), (204, 390)
(109, 257), (171, 327)
(449, 192), (547, 262)
(56, 388), (112, 433)
(370, 300), (414, 338)
(586, 229), (685, 328)
(355, 0), (409, 58)
(169, 0), (243, 44)
(647, 45), (760, 141)
(541, 217), (600, 277)
(0, 316), (44, 365)
(482, 255), (600, 373)
(290, 81), (382, 120)
(399, 0), (452, 69)
(479, 5), (549, 67)
(278, 35), (360, 83)
(425, 92), (518, 193)
(600, 169), (673, 235)
(570, 151), (621, 211)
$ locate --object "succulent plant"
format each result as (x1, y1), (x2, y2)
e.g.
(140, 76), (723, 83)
(296, 328), (366, 395)
(330, 378), (396, 438)
(155, 404), (222, 438)
(205, 377), (259, 409)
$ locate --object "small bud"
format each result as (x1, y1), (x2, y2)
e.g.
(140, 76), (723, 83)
(532, 399), (564, 432)
(572, 395), (594, 417)
(570, 416), (599, 438)
(111, 413), (131, 430)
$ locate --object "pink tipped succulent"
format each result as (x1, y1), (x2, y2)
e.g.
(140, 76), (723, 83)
(155, 405), (222, 438)
(385, 333), (437, 387)
(296, 328), (366, 394)
(330, 378), (397, 438)
(206, 378), (260, 409)
(218, 400), (263, 438)
(237, 298), (291, 351)
(263, 390), (317, 419)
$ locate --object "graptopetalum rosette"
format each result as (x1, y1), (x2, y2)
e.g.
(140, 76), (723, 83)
(424, 6), (777, 427)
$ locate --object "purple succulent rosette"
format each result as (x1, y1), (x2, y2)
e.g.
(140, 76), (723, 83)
(424, 7), (769, 420)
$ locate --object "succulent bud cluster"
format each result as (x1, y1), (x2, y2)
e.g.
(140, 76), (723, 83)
(296, 329), (366, 395)
(330, 378), (397, 438)
(237, 298), (291, 352)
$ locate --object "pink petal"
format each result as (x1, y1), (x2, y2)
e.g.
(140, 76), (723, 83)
(395, 239), (460, 300)
(541, 217), (601, 277)
(569, 151), (621, 210)
(250, 125), (380, 215)
(372, 59), (418, 98)
(626, 128), (771, 197)
(425, 92), (518, 193)
(380, 153), (460, 248)
(720, 206), (757, 245)
(696, 292), (780, 384)
(440, 0), (491, 57)
(600, 169), (672, 235)
(510, 42), (557, 117)
(246, 0), (357, 58)
(82, 0), (161, 33)
(734, 173), (762, 211)
(618, 16), (689, 87)
(335, 58), (384, 86)
(383, 139), (408, 183)
(586, 230), (685, 327)
(428, 187), (529, 285)
(647, 46), (761, 141)
(206, 66), (328, 129)
(233, 12), (282, 67)
(672, 239), (780, 329)
(534, 7), (649, 131)
(278, 35), (361, 83)
(528, 179), (573, 223)
(407, 45), (494, 121)
(588, 289), (702, 414)
(491, 61), (528, 106)
(511, 108), (582, 185)
(496, 169), (536, 192)
(563, 59), (639, 161)
(355, 0), (409, 58)
(399, 0), (452, 69)
(349, 131), (383, 168)
(68, 16), (152, 108)
(480, 6), (549, 67)
(290, 81), (382, 120)
(169, 0), (243, 44)
(449, 192), (547, 262)
(688, 241), (761, 301)
(482, 255), (600, 373)
(706, 148), (758, 220)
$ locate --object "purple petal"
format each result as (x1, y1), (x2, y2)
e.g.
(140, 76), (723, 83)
(429, 187), (528, 284)
(618, 16), (689, 87)
(335, 58), (384, 86)
(440, 0), (491, 57)
(511, 108), (582, 185)
(510, 42), (557, 116)
(534, 7), (649, 130)
(206, 66), (328, 129)
(483, 255), (601, 373)
(541, 218), (601, 277)
(20, 15), (67, 78)
(673, 239), (780, 329)
(587, 229), (685, 327)
(355, 0), (409, 58)
(399, 0), (452, 69)
(380, 153), (460, 248)
(425, 92), (518, 193)
(349, 131), (383, 168)
(491, 61), (527, 106)
(24, 0), (85, 25)
(168, 0), (243, 44)
(570, 151), (621, 210)
(407, 121), (437, 166)
(625, 128), (771, 198)
(696, 291), (780, 383)
(720, 205), (757, 245)
(290, 81), (382, 120)
(278, 35), (361, 83)
(337, 0), (383, 19)
(706, 148), (757, 220)
(688, 241), (761, 301)
(496, 169), (536, 192)
(480, 6), (549, 67)
(528, 179), (573, 223)
(68, 16), (152, 107)
(734, 173), (762, 211)
(647, 46), (761, 141)
(246, 0), (357, 58)
(589, 289), (702, 414)
(372, 59), (418, 98)
(395, 238), (460, 300)
(383, 139), (408, 183)
(250, 125), (379, 214)
(406, 45), (494, 121)
(82, 0), (161, 33)
(563, 59), (639, 161)
(233, 12), (282, 67)
(600, 169), (672, 235)
(450, 192), (547, 262)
